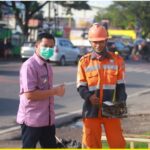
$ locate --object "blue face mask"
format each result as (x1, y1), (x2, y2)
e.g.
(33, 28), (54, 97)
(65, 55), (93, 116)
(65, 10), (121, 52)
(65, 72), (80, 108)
(40, 47), (54, 60)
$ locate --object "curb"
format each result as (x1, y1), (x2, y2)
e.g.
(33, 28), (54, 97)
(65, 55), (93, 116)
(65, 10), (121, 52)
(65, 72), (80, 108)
(0, 58), (21, 62)
(0, 109), (82, 139)
(55, 109), (82, 127)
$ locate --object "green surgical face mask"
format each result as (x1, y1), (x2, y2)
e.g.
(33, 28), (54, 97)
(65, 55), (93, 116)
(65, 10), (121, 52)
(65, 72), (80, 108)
(40, 47), (54, 60)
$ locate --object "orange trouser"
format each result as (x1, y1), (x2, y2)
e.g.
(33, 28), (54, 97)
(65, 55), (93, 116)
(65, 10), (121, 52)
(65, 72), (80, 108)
(82, 118), (126, 148)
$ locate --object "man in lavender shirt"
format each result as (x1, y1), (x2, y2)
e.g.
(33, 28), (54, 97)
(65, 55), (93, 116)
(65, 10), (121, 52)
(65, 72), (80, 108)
(17, 33), (65, 148)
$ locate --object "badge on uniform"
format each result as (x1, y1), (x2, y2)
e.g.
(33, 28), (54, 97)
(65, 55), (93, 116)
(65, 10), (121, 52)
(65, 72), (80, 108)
(110, 59), (114, 63)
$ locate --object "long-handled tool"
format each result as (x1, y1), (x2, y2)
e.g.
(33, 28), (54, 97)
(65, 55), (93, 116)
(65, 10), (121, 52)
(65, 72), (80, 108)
(55, 136), (66, 148)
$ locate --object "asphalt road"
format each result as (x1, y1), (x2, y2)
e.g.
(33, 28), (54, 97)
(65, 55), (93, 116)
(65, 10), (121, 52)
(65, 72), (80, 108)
(0, 59), (150, 132)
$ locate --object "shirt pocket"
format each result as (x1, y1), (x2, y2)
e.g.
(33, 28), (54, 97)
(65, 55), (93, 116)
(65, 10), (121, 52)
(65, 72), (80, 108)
(38, 75), (49, 89)
(86, 71), (98, 86)
(105, 70), (117, 84)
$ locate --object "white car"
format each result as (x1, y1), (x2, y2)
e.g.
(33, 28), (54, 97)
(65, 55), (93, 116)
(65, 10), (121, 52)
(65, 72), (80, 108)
(20, 38), (81, 65)
(20, 42), (35, 61)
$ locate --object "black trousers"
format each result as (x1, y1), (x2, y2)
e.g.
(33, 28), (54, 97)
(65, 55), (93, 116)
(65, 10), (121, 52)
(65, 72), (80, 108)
(21, 124), (56, 148)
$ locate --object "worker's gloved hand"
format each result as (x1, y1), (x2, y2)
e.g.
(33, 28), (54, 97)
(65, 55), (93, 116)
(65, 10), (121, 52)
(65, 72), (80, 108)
(89, 93), (99, 105)
(115, 101), (127, 115)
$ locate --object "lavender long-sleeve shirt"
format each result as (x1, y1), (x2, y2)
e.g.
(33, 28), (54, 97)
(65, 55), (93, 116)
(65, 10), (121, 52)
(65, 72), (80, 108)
(17, 53), (55, 127)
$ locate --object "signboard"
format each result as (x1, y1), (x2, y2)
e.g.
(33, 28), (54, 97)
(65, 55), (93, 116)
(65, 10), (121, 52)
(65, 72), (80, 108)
(70, 29), (90, 47)
(108, 29), (136, 40)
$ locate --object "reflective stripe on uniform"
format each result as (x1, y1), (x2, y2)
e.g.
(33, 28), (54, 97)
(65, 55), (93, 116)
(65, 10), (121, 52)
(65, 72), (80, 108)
(103, 64), (118, 70)
(103, 84), (116, 90)
(85, 65), (100, 72)
(77, 81), (87, 88)
(89, 85), (100, 91)
(117, 79), (125, 84)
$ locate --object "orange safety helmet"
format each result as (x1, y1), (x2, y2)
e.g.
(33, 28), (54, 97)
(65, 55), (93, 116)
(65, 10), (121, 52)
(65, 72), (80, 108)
(88, 23), (108, 41)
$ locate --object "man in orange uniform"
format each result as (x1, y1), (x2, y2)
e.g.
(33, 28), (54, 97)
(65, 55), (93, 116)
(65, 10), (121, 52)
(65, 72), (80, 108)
(77, 23), (127, 148)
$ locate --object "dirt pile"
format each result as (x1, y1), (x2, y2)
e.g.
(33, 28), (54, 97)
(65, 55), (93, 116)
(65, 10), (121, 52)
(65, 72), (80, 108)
(122, 114), (150, 134)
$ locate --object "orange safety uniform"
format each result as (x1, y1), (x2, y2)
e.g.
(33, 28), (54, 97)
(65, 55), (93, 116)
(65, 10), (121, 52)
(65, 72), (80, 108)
(77, 50), (127, 148)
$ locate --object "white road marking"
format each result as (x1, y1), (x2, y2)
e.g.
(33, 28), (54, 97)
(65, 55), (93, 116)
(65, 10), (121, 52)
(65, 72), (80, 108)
(128, 88), (150, 98)
(126, 67), (150, 74)
(54, 81), (76, 87)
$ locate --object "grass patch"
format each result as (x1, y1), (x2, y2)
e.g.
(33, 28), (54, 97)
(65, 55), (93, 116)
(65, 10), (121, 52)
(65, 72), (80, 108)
(102, 141), (148, 149)
(143, 132), (150, 136)
(126, 142), (148, 148)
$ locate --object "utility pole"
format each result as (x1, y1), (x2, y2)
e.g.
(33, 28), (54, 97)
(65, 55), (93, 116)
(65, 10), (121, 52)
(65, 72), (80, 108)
(53, 3), (58, 34)
(48, 1), (51, 22)
(68, 14), (72, 28)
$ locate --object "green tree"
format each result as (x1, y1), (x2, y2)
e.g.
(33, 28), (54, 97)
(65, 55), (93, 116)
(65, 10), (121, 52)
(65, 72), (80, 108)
(95, 1), (150, 38)
(0, 1), (91, 39)
(95, 2), (134, 29)
(0, 1), (48, 39)
(55, 1), (91, 15)
(114, 1), (150, 38)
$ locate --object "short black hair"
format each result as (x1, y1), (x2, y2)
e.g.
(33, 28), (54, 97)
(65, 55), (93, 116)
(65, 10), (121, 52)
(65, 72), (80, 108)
(37, 32), (55, 43)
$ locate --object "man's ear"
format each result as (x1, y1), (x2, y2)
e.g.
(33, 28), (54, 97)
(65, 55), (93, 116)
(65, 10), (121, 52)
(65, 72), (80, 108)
(35, 42), (40, 53)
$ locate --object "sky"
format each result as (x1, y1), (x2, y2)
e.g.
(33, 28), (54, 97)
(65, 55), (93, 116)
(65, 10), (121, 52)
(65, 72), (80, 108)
(88, 0), (113, 8)
(72, 0), (113, 21)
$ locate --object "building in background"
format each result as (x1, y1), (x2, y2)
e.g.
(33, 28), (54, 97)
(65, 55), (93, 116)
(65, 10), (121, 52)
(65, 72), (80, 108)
(41, 1), (104, 30)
